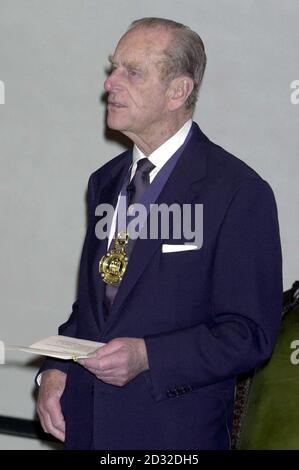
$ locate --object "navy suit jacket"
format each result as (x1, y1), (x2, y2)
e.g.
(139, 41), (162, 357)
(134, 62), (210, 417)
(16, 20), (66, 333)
(40, 123), (282, 449)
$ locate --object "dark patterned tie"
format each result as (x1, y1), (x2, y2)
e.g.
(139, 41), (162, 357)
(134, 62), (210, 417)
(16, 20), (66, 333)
(127, 158), (155, 208)
(103, 158), (155, 315)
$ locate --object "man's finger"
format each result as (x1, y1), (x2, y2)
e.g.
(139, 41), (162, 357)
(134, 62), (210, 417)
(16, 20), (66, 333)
(45, 411), (65, 442)
(50, 406), (66, 434)
(93, 340), (123, 356)
(84, 366), (116, 376)
(80, 352), (123, 371)
(37, 411), (47, 434)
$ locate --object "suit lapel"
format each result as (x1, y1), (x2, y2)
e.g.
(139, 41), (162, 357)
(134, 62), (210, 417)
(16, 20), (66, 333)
(103, 124), (210, 333)
(87, 150), (132, 330)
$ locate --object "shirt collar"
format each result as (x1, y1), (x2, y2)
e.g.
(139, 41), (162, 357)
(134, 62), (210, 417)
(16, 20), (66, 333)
(132, 119), (192, 170)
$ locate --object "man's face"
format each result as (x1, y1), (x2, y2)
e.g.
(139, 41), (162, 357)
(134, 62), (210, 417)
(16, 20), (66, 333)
(104, 27), (173, 142)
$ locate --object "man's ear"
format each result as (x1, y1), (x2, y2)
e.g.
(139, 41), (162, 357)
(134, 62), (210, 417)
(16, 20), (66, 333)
(166, 76), (194, 111)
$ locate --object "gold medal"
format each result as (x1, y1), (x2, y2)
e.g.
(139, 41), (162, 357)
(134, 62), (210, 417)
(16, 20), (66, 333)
(99, 231), (129, 285)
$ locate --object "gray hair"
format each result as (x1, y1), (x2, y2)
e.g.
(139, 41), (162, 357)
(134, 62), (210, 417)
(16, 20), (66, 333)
(128, 17), (207, 110)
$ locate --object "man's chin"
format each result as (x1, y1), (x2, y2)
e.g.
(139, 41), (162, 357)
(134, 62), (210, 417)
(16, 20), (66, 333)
(106, 117), (123, 131)
(106, 118), (129, 134)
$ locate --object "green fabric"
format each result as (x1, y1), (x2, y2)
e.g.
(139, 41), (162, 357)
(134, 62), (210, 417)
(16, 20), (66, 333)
(239, 305), (299, 449)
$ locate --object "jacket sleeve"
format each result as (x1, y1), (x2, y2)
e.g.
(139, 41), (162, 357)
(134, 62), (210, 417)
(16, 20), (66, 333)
(36, 300), (79, 377)
(144, 178), (283, 402)
(36, 173), (96, 379)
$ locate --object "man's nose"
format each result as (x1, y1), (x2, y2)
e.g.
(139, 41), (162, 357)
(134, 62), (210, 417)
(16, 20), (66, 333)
(104, 75), (113, 92)
(104, 69), (122, 92)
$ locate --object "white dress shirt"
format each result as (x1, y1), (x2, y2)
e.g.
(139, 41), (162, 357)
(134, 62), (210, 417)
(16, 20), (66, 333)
(107, 119), (192, 248)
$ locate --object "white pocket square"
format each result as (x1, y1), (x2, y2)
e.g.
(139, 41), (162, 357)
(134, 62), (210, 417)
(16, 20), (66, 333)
(162, 244), (199, 253)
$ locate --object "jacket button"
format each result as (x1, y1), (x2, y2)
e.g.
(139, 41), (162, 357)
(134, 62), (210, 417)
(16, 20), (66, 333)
(166, 389), (175, 398)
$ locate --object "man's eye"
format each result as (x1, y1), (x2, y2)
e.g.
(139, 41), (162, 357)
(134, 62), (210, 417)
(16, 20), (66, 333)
(105, 65), (116, 75)
(128, 69), (138, 77)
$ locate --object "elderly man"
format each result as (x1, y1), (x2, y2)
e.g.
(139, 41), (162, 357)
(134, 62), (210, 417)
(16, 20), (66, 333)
(36, 18), (282, 450)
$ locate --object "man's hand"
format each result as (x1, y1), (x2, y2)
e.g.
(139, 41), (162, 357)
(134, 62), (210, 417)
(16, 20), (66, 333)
(37, 369), (67, 442)
(79, 338), (149, 386)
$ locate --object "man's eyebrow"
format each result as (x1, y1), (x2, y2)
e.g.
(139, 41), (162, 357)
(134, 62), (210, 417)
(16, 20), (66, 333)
(108, 54), (147, 73)
(125, 61), (143, 71)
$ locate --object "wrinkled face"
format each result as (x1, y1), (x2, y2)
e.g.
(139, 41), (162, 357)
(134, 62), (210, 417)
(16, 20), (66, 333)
(104, 27), (172, 141)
